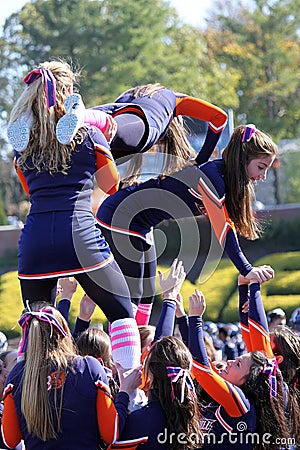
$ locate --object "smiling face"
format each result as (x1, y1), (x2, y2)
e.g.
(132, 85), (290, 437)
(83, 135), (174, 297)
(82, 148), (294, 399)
(219, 353), (253, 385)
(247, 155), (275, 182)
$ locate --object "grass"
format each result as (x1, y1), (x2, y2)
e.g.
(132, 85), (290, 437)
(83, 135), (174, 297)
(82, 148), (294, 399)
(0, 251), (299, 337)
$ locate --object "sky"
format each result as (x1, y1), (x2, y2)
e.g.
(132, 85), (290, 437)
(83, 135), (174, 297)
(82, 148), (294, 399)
(0, 0), (211, 30)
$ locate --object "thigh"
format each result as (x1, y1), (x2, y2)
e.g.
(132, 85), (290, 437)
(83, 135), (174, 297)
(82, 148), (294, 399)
(111, 113), (146, 155)
(75, 260), (134, 323)
(141, 243), (157, 304)
(19, 278), (58, 306)
(101, 229), (145, 304)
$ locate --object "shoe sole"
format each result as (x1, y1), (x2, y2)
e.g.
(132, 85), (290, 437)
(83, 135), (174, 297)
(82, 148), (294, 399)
(56, 93), (83, 144)
(7, 119), (30, 152)
(56, 114), (80, 145)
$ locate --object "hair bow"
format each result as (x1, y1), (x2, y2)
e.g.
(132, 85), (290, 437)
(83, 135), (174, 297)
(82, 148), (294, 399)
(18, 304), (67, 353)
(23, 68), (57, 108)
(166, 366), (195, 403)
(242, 124), (257, 142)
(262, 358), (278, 398)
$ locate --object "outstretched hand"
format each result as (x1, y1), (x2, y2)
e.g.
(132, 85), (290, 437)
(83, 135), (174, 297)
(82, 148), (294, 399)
(78, 294), (96, 322)
(116, 363), (142, 395)
(158, 258), (186, 301)
(188, 289), (206, 317)
(245, 265), (275, 284)
(103, 115), (118, 144)
(57, 277), (78, 300)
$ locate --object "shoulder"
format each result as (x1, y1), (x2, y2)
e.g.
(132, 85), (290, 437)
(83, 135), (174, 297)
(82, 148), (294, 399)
(81, 355), (108, 383)
(197, 159), (225, 195)
(82, 127), (111, 151)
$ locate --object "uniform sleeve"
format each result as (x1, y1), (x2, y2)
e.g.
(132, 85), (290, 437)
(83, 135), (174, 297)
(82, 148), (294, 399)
(175, 95), (228, 164)
(248, 283), (273, 357)
(57, 298), (71, 323)
(94, 144), (120, 195)
(1, 384), (23, 449)
(96, 381), (121, 443)
(175, 96), (227, 134)
(197, 168), (253, 276)
(96, 382), (147, 448)
(72, 317), (90, 341)
(14, 157), (30, 196)
(153, 300), (176, 342)
(238, 284), (252, 351)
(176, 315), (189, 347)
(189, 316), (251, 417)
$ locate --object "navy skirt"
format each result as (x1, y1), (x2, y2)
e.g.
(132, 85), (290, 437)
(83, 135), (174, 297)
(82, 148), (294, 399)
(18, 210), (112, 279)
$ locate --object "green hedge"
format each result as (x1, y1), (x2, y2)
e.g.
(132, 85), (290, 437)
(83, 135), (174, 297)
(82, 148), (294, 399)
(0, 271), (106, 338)
(1, 251), (299, 338)
(222, 252), (300, 322)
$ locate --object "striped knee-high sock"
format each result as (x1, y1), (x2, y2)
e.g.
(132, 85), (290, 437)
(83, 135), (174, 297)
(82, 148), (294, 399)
(135, 303), (153, 326)
(110, 318), (141, 369)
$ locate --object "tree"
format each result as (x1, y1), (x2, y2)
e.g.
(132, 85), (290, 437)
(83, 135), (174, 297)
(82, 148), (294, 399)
(1, 0), (239, 105)
(0, 197), (7, 225)
(205, 0), (300, 141)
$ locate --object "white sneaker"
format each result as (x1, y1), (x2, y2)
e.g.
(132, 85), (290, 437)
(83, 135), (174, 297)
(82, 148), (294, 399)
(7, 111), (33, 152)
(56, 93), (85, 144)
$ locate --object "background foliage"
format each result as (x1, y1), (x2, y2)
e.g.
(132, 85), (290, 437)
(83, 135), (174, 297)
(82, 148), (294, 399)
(0, 0), (299, 214)
(1, 251), (299, 338)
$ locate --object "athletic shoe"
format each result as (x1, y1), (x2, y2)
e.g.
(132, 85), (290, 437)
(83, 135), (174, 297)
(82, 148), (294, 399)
(56, 93), (85, 144)
(7, 111), (33, 152)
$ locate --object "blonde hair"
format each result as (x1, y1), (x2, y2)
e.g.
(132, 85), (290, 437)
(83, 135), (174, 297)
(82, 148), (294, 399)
(21, 302), (77, 441)
(121, 117), (196, 186)
(222, 125), (277, 239)
(10, 60), (84, 174)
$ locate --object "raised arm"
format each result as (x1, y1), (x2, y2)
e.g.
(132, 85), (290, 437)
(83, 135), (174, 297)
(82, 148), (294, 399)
(188, 290), (251, 417)
(154, 259), (186, 342)
(175, 95), (228, 164)
(237, 270), (274, 357)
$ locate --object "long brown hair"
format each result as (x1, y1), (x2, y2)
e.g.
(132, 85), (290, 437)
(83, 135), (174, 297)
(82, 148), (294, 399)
(20, 302), (77, 441)
(271, 326), (300, 442)
(10, 60), (84, 174)
(145, 336), (202, 450)
(222, 125), (277, 239)
(242, 351), (289, 450)
(121, 117), (196, 186)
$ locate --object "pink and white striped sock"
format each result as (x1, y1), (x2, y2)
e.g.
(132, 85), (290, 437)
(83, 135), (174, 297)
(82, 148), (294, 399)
(110, 318), (141, 369)
(135, 303), (153, 326)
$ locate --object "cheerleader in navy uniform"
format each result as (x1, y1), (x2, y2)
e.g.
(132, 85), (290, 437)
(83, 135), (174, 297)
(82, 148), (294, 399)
(1, 302), (109, 449)
(238, 274), (300, 448)
(8, 60), (141, 376)
(189, 288), (288, 450)
(96, 125), (278, 323)
(56, 83), (228, 166)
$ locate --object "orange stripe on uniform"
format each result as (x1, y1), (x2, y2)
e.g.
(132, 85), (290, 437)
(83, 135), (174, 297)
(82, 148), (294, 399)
(192, 362), (249, 417)
(2, 384), (23, 448)
(197, 177), (233, 247)
(96, 380), (119, 444)
(240, 323), (252, 352)
(14, 158), (30, 196)
(248, 318), (273, 358)
(95, 144), (120, 195)
(175, 96), (228, 132)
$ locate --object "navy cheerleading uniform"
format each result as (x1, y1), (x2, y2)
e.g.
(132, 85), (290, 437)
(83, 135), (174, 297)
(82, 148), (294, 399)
(15, 127), (133, 321)
(92, 88), (228, 164)
(2, 356), (108, 449)
(96, 159), (253, 307)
